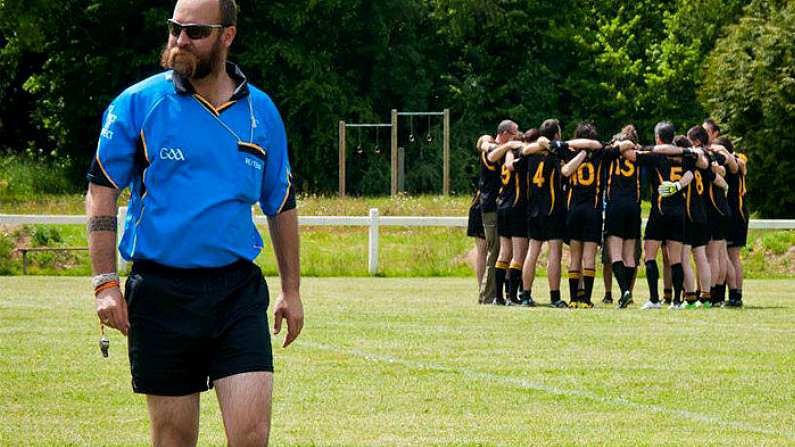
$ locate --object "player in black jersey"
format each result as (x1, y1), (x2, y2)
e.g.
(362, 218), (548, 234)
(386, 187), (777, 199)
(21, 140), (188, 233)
(654, 126), (728, 308)
(719, 137), (749, 307)
(485, 127), (549, 305)
(603, 124), (643, 308)
(494, 132), (530, 305)
(704, 139), (737, 306)
(560, 123), (624, 308)
(519, 119), (603, 308)
(476, 126), (522, 304)
(623, 122), (698, 309)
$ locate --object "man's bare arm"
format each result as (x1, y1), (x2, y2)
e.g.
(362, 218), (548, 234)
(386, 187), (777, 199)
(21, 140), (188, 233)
(268, 208), (303, 348)
(87, 183), (128, 335)
(712, 173), (728, 192)
(487, 141), (523, 163)
(567, 138), (603, 151)
(737, 156), (747, 176)
(520, 137), (550, 155)
(561, 151), (587, 178)
(505, 149), (516, 172)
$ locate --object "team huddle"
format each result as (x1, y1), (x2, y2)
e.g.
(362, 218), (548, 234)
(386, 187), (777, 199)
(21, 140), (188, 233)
(467, 118), (749, 310)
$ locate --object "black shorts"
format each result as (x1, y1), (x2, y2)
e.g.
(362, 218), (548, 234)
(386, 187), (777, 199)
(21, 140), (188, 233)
(605, 200), (641, 240)
(684, 220), (709, 248)
(528, 212), (566, 241)
(566, 204), (603, 243)
(706, 209), (730, 242)
(497, 206), (528, 238)
(467, 204), (485, 239)
(644, 211), (685, 243)
(126, 259), (273, 396)
(727, 216), (749, 248)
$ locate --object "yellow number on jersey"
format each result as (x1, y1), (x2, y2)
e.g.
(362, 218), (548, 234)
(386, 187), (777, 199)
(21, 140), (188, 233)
(615, 159), (635, 177)
(501, 163), (511, 186)
(533, 161), (545, 188)
(694, 170), (704, 194)
(574, 162), (595, 186)
(670, 166), (683, 182)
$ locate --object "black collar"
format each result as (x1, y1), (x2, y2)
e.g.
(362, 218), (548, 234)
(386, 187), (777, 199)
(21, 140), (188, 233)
(171, 61), (249, 100)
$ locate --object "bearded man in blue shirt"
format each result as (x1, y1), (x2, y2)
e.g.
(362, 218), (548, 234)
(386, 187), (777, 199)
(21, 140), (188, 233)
(85, 0), (303, 445)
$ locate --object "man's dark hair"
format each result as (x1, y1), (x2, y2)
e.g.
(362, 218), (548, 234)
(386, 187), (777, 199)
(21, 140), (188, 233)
(523, 128), (540, 143)
(574, 122), (598, 140)
(654, 121), (675, 144)
(497, 120), (516, 136)
(673, 135), (690, 148)
(220, 0), (238, 26)
(539, 119), (561, 140)
(687, 125), (709, 146)
(715, 136), (734, 153)
(704, 118), (720, 135)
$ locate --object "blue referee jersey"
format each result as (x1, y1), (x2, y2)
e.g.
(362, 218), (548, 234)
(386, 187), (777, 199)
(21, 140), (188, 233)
(88, 62), (295, 268)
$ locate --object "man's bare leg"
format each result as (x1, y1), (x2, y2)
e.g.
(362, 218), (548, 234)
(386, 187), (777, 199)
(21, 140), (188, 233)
(215, 372), (273, 447)
(147, 394), (200, 447)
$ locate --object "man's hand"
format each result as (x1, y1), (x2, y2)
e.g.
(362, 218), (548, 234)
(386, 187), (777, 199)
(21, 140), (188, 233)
(658, 181), (683, 198)
(536, 136), (550, 150)
(95, 287), (129, 336)
(272, 290), (303, 348)
(617, 140), (636, 152)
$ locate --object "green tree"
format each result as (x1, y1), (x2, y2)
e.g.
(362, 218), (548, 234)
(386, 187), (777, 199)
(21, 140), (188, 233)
(700, 0), (795, 217)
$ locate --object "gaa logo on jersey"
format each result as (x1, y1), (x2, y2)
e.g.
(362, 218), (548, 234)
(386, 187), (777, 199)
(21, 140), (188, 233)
(244, 157), (263, 170)
(160, 147), (185, 161)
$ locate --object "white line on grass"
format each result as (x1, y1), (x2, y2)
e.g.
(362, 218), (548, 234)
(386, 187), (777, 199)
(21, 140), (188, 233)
(304, 341), (794, 442)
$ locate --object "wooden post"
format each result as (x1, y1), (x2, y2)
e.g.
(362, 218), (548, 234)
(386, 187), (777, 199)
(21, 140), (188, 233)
(391, 110), (398, 196)
(339, 121), (346, 197)
(443, 108), (450, 196)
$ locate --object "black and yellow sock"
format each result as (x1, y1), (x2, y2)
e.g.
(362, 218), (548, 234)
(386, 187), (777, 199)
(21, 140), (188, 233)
(699, 290), (712, 304)
(646, 260), (660, 303)
(671, 263), (684, 304)
(495, 261), (508, 302)
(568, 270), (581, 303)
(684, 291), (697, 305)
(663, 288), (673, 302)
(583, 268), (596, 301)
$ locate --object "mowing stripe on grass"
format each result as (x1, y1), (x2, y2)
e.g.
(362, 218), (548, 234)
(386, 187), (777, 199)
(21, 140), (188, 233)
(305, 341), (795, 442)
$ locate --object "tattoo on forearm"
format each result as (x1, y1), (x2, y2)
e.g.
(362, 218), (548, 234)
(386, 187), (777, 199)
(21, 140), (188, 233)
(88, 216), (117, 233)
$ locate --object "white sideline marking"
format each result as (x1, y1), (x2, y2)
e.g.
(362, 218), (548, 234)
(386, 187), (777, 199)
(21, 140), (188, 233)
(305, 341), (794, 442)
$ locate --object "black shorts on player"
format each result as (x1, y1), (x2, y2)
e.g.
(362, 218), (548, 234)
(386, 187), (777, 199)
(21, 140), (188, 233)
(644, 211), (685, 243)
(497, 206), (527, 238)
(684, 220), (709, 248)
(706, 209), (730, 241)
(605, 201), (641, 240)
(566, 204), (602, 244)
(467, 201), (485, 239)
(727, 216), (749, 248)
(527, 212), (566, 241)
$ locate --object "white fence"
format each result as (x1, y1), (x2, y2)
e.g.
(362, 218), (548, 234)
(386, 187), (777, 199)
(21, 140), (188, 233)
(1, 208), (794, 275)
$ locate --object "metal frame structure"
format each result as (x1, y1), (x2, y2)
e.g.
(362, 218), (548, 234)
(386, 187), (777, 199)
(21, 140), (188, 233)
(339, 109), (450, 197)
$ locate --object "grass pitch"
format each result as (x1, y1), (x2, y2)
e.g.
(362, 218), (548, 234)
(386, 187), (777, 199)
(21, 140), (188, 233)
(0, 277), (793, 446)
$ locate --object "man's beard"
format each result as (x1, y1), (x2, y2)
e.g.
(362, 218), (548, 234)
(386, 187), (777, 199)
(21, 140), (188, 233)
(159, 38), (223, 80)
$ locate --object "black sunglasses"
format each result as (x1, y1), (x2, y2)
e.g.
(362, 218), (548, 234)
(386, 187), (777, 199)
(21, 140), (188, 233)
(167, 19), (225, 40)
